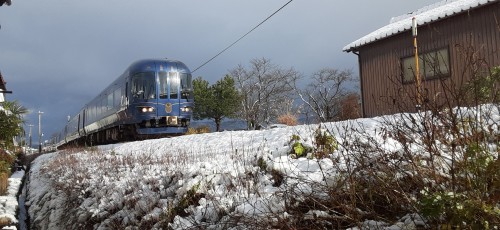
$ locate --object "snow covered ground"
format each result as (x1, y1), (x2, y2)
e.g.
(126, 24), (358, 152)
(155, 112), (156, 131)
(0, 170), (24, 230)
(23, 105), (499, 229)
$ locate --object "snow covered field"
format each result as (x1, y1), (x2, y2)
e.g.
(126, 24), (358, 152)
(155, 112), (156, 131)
(24, 105), (499, 229)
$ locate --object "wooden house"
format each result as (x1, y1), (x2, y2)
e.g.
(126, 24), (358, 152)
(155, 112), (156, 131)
(0, 72), (8, 105)
(344, 0), (500, 117)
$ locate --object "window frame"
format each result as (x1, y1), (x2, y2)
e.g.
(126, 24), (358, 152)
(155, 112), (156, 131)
(400, 46), (451, 84)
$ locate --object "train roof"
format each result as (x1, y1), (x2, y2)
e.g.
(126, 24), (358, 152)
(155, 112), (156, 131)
(126, 58), (191, 75)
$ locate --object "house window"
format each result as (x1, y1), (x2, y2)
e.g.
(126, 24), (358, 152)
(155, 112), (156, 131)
(401, 47), (450, 83)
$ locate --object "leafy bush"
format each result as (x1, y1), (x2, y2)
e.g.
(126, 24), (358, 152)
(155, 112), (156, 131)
(0, 101), (27, 149)
(462, 66), (499, 103)
(288, 127), (338, 159)
(288, 134), (312, 158)
(313, 127), (338, 157)
(420, 189), (500, 229)
(419, 138), (500, 227)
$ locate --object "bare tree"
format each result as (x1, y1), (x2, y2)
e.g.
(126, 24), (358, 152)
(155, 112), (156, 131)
(230, 58), (300, 129)
(338, 92), (361, 121)
(297, 68), (357, 122)
(0, 0), (11, 6)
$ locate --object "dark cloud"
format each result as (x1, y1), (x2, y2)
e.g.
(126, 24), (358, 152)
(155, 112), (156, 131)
(0, 0), (437, 144)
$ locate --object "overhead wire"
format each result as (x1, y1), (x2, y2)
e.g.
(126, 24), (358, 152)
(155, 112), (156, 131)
(192, 0), (294, 73)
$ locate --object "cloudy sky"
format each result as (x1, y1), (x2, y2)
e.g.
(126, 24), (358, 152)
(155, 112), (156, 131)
(0, 0), (437, 145)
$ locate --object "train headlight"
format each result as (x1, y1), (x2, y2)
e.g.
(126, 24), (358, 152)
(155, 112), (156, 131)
(181, 107), (192, 112)
(139, 107), (155, 113)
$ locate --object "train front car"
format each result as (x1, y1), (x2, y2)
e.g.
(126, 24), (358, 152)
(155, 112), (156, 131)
(127, 59), (193, 136)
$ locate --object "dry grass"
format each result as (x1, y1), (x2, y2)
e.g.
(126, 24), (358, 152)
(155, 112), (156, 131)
(186, 125), (211, 135)
(277, 114), (298, 126)
(0, 173), (8, 195)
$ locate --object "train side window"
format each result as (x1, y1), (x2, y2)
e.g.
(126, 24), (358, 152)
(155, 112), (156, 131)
(89, 106), (94, 122)
(180, 73), (193, 100)
(114, 88), (121, 108)
(101, 97), (107, 114)
(125, 82), (128, 99)
(180, 73), (192, 89)
(124, 83), (128, 106)
(107, 93), (113, 109)
(86, 109), (90, 123)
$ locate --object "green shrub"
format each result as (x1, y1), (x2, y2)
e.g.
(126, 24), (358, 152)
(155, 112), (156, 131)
(288, 134), (310, 158)
(290, 134), (300, 142)
(420, 189), (500, 228)
(257, 157), (267, 172)
(164, 183), (204, 224)
(460, 66), (499, 104)
(313, 128), (338, 157)
(292, 142), (306, 157)
(0, 101), (28, 149)
(418, 117), (500, 227)
(288, 128), (338, 159)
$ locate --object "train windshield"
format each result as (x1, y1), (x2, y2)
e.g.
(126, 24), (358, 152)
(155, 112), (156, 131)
(159, 71), (192, 100)
(131, 72), (156, 99)
(159, 71), (180, 99)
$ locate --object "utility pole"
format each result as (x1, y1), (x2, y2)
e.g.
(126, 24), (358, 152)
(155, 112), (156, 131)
(28, 124), (33, 153)
(412, 17), (422, 112)
(38, 111), (44, 153)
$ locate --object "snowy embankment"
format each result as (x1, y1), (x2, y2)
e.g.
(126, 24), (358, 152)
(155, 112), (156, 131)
(0, 170), (24, 230)
(25, 105), (499, 229)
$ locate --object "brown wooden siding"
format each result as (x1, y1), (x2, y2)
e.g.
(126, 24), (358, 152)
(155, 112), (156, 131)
(357, 2), (500, 117)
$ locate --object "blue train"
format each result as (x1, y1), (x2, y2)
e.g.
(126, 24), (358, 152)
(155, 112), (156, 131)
(59, 58), (193, 147)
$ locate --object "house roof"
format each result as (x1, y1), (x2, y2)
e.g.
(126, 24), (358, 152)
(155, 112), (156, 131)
(343, 0), (498, 52)
(0, 72), (6, 91)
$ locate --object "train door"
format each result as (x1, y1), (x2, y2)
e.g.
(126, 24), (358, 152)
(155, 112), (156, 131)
(77, 114), (81, 136)
(81, 110), (86, 136)
(158, 71), (180, 118)
(158, 69), (193, 127)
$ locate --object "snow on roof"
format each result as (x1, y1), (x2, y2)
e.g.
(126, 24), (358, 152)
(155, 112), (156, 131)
(343, 0), (498, 52)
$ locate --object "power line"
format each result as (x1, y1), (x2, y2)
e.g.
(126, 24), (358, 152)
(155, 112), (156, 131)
(192, 0), (294, 73)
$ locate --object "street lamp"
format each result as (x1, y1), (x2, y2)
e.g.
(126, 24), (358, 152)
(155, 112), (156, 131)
(38, 111), (44, 153)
